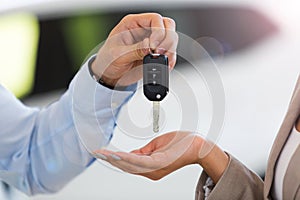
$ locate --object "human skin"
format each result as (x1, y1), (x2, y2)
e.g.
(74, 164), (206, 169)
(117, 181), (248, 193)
(94, 132), (229, 184)
(90, 13), (178, 88)
(95, 115), (300, 183)
(91, 12), (233, 184)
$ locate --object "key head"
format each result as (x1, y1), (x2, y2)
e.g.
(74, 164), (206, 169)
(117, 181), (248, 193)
(143, 54), (169, 101)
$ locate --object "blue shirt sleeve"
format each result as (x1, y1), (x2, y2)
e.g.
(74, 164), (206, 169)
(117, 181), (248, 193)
(0, 56), (136, 195)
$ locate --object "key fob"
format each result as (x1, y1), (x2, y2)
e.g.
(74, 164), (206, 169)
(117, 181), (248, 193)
(143, 54), (169, 101)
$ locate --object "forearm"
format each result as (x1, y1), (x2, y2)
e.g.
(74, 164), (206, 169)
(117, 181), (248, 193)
(29, 57), (136, 194)
(196, 153), (264, 200)
(197, 141), (229, 183)
(28, 89), (93, 194)
(0, 67), (96, 195)
(194, 137), (264, 200)
(0, 57), (136, 196)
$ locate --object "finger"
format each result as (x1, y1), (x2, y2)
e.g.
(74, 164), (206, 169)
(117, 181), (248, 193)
(130, 149), (142, 154)
(149, 131), (180, 150)
(108, 141), (193, 176)
(157, 17), (178, 69)
(117, 27), (150, 45)
(131, 142), (155, 155)
(116, 62), (143, 86)
(94, 149), (155, 168)
(94, 154), (141, 173)
(128, 27), (151, 44)
(97, 151), (158, 174)
(132, 132), (177, 156)
(93, 149), (115, 159)
(166, 52), (177, 70)
(119, 13), (166, 49)
(107, 157), (154, 174)
(122, 37), (151, 61)
(130, 146), (150, 155)
(106, 160), (144, 174)
(93, 150), (144, 173)
(149, 26), (165, 50)
(129, 134), (167, 155)
(133, 13), (165, 49)
(131, 152), (171, 170)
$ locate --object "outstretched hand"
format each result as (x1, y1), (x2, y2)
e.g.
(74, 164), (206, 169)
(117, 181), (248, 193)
(94, 131), (205, 180)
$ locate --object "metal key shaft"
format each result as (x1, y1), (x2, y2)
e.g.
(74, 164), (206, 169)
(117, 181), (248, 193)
(153, 101), (160, 133)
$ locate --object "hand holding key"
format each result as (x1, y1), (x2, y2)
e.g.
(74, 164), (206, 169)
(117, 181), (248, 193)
(90, 13), (178, 88)
(143, 54), (169, 132)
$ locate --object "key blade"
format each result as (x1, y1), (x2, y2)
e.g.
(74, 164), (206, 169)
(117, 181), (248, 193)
(153, 101), (160, 133)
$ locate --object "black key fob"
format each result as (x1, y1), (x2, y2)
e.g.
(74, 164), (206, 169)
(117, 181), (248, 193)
(143, 54), (169, 101)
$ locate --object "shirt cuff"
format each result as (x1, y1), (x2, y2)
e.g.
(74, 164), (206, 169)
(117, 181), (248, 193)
(70, 56), (137, 151)
(203, 177), (215, 200)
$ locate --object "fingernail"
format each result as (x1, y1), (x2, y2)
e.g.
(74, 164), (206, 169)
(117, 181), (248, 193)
(156, 47), (166, 54)
(111, 154), (121, 161)
(94, 153), (107, 160)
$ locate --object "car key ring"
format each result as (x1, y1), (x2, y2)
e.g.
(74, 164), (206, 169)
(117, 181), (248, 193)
(143, 54), (169, 132)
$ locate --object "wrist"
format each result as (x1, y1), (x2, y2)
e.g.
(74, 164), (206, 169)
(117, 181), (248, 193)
(89, 56), (118, 89)
(98, 75), (118, 88)
(196, 141), (229, 183)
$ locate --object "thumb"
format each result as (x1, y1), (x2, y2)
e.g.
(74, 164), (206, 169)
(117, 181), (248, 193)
(123, 38), (151, 61)
(131, 141), (155, 155)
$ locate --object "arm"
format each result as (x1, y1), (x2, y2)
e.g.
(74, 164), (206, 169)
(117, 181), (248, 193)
(196, 153), (264, 200)
(94, 131), (263, 200)
(0, 59), (134, 195)
(0, 13), (178, 196)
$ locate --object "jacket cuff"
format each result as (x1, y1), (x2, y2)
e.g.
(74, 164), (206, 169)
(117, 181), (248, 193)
(195, 152), (264, 200)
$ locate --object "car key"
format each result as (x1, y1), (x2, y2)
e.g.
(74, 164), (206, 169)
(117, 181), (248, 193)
(143, 54), (169, 133)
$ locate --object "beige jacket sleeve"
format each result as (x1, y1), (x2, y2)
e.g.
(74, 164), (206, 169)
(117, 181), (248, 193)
(195, 153), (264, 200)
